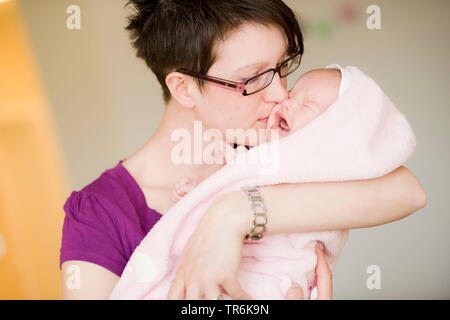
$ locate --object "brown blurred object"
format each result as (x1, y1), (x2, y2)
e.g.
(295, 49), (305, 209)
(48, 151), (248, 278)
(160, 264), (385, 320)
(0, 0), (68, 299)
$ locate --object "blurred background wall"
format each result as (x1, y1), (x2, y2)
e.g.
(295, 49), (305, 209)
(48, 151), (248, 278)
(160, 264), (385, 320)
(0, 0), (448, 298)
(0, 0), (68, 299)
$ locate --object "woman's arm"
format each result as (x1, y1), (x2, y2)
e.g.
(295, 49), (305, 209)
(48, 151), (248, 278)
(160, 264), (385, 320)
(61, 261), (119, 299)
(167, 166), (426, 300)
(217, 166), (427, 236)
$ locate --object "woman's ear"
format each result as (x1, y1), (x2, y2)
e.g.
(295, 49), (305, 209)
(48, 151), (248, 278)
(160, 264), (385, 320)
(165, 72), (197, 109)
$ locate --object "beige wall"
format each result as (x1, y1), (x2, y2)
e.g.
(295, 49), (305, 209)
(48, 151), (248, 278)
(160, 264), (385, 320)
(17, 0), (450, 298)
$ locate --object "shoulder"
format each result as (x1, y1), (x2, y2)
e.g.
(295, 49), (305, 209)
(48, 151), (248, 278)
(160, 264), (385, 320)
(60, 161), (137, 276)
(61, 159), (159, 246)
(63, 191), (116, 228)
(60, 161), (163, 277)
(62, 160), (142, 245)
(64, 160), (140, 220)
(77, 160), (132, 204)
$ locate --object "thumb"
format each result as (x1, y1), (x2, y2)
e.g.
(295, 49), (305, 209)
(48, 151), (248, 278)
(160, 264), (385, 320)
(315, 242), (333, 300)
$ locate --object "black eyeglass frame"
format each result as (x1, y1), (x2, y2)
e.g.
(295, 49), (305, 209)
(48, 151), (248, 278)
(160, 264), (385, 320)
(176, 50), (302, 96)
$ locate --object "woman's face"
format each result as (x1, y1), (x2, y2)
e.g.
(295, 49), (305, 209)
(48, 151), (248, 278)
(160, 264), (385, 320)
(193, 22), (290, 146)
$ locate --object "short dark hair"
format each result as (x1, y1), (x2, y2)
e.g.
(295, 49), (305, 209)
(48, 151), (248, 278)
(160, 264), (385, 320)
(125, 0), (304, 104)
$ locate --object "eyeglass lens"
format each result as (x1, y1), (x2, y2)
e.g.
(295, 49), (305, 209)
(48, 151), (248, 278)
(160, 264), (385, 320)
(244, 54), (301, 95)
(280, 53), (301, 77)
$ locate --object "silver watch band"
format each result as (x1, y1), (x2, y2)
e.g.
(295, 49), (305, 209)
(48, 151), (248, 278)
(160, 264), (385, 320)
(241, 185), (267, 241)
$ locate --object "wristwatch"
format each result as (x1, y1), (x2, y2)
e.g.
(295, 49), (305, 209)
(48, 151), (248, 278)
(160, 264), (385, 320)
(241, 186), (267, 241)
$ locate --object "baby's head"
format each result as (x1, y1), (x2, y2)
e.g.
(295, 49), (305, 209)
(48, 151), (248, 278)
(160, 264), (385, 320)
(267, 68), (341, 139)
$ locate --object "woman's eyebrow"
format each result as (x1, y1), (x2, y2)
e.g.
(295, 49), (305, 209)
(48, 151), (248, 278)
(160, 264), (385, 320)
(232, 50), (289, 75)
(232, 62), (269, 75)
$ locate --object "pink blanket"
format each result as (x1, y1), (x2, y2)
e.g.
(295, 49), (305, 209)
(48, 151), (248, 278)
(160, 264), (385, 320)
(109, 66), (416, 300)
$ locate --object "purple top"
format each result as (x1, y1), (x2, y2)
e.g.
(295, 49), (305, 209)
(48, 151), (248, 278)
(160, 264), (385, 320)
(59, 159), (163, 277)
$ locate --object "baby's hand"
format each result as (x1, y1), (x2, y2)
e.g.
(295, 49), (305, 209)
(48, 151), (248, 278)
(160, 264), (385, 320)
(171, 177), (197, 203)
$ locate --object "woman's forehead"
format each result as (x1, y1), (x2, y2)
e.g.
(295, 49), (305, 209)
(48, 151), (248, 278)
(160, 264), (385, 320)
(212, 23), (288, 73)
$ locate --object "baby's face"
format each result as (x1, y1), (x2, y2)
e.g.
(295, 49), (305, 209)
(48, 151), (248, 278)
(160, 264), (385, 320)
(266, 68), (341, 140)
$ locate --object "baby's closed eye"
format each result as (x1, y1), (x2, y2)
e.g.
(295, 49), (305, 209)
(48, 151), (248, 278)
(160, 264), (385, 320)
(302, 97), (323, 113)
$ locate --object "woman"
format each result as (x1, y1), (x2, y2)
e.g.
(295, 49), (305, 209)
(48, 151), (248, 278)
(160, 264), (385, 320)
(60, 0), (426, 300)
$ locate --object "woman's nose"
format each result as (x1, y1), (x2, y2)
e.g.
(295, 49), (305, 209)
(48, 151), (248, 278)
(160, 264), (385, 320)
(282, 100), (291, 114)
(264, 72), (288, 103)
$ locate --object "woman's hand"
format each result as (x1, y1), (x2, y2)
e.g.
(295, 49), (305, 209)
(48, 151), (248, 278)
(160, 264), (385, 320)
(167, 196), (252, 300)
(166, 191), (333, 300)
(285, 242), (333, 300)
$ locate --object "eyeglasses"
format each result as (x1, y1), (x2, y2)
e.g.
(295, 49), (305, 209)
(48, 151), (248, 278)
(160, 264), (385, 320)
(176, 51), (302, 96)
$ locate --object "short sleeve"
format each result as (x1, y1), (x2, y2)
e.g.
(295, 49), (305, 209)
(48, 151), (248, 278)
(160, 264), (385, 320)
(59, 191), (127, 277)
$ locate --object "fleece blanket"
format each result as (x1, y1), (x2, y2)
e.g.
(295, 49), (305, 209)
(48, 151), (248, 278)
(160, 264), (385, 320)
(109, 66), (416, 300)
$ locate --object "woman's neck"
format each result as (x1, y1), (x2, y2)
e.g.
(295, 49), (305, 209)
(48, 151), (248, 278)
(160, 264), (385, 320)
(125, 101), (225, 189)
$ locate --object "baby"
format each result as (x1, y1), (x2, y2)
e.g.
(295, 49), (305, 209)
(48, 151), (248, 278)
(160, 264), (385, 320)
(171, 65), (347, 203)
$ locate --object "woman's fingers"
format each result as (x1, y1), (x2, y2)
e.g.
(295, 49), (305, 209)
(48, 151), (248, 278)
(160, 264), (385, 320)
(315, 241), (333, 300)
(167, 243), (331, 300)
(204, 283), (223, 300)
(167, 277), (185, 300)
(185, 283), (202, 300)
(222, 277), (252, 300)
(168, 277), (250, 300)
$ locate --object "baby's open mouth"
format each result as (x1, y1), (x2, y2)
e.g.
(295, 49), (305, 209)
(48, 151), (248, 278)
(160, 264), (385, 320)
(275, 110), (291, 133)
(266, 105), (292, 140)
(279, 118), (290, 132)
